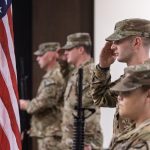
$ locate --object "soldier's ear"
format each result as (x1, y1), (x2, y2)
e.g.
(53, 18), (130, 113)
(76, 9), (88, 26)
(133, 36), (142, 49)
(146, 90), (150, 105)
(79, 46), (84, 54)
(146, 89), (150, 101)
(147, 89), (150, 97)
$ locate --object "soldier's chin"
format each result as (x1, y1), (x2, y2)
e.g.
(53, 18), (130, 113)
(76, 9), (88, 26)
(119, 112), (129, 119)
(119, 110), (125, 118)
(39, 64), (44, 69)
(117, 57), (126, 63)
(67, 59), (71, 63)
(39, 65), (42, 69)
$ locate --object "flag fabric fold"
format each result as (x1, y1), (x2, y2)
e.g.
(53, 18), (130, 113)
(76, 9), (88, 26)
(0, 0), (21, 149)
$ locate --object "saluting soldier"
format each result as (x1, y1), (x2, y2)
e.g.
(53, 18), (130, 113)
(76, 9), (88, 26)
(91, 18), (150, 142)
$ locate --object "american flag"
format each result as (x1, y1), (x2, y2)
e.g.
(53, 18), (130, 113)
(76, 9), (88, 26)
(0, 0), (21, 149)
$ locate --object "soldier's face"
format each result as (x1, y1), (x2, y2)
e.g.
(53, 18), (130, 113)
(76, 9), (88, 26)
(111, 37), (135, 64)
(65, 47), (80, 66)
(36, 52), (53, 69)
(117, 88), (147, 121)
(36, 55), (44, 68)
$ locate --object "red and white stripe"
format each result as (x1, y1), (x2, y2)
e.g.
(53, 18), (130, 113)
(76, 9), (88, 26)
(0, 4), (21, 150)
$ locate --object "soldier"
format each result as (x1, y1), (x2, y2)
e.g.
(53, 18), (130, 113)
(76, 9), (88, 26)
(109, 62), (150, 149)
(19, 42), (65, 150)
(60, 33), (103, 150)
(91, 18), (150, 140)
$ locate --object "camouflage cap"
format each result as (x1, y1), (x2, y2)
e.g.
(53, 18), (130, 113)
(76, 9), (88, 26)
(61, 32), (91, 50)
(106, 18), (150, 41)
(111, 62), (150, 92)
(34, 42), (60, 55)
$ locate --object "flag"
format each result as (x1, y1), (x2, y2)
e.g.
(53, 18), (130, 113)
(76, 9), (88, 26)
(0, 0), (21, 149)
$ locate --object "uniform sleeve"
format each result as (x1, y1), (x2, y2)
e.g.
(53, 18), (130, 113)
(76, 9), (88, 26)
(90, 64), (118, 107)
(26, 79), (62, 114)
(81, 64), (101, 108)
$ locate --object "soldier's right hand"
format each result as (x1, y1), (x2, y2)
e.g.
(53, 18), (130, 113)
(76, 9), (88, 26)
(99, 41), (116, 68)
(84, 144), (92, 150)
(19, 99), (29, 110)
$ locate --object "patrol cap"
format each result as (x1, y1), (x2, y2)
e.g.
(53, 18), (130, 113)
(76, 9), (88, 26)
(110, 62), (150, 92)
(34, 42), (60, 55)
(106, 18), (150, 41)
(61, 32), (91, 50)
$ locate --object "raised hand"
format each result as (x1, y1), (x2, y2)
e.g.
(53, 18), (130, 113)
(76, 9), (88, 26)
(99, 41), (117, 68)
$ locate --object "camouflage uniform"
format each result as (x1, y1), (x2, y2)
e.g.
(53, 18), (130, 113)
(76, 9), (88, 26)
(27, 43), (65, 150)
(61, 60), (103, 150)
(91, 18), (150, 137)
(110, 119), (150, 150)
(109, 62), (150, 150)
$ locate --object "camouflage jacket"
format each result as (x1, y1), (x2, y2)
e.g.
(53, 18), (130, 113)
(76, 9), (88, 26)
(110, 119), (150, 150)
(91, 65), (134, 135)
(27, 64), (65, 137)
(61, 60), (103, 149)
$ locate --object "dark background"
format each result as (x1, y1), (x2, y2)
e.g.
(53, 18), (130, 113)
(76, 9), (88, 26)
(12, 0), (94, 149)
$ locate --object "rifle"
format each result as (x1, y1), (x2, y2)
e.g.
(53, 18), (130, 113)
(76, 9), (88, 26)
(72, 68), (95, 150)
(20, 58), (28, 99)
(72, 68), (84, 150)
(19, 58), (31, 150)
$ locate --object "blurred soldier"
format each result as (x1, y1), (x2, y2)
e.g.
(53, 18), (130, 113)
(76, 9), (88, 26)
(110, 61), (150, 149)
(91, 18), (150, 140)
(61, 33), (103, 150)
(19, 42), (65, 150)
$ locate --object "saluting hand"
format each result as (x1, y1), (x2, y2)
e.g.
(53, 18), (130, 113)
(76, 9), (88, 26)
(99, 41), (116, 68)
